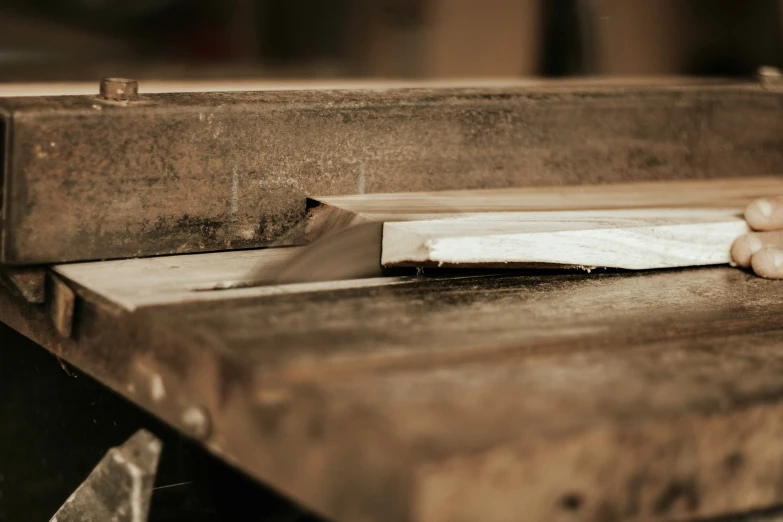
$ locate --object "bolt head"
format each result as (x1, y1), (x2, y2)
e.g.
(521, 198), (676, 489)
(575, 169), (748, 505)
(100, 78), (139, 101)
(181, 406), (211, 440)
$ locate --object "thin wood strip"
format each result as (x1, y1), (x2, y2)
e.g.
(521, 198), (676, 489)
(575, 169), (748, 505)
(53, 248), (414, 311)
(306, 176), (783, 239)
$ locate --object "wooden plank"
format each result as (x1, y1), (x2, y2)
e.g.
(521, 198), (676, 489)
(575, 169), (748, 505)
(52, 247), (413, 311)
(307, 177), (782, 270)
(380, 208), (749, 269)
(306, 176), (783, 241)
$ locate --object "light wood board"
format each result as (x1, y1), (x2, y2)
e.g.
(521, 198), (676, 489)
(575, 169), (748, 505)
(306, 176), (783, 270)
(381, 208), (749, 269)
(53, 248), (413, 311)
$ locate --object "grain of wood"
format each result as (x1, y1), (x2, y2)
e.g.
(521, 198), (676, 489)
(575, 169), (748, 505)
(309, 176), (783, 225)
(53, 247), (413, 311)
(306, 177), (783, 270)
(381, 209), (750, 269)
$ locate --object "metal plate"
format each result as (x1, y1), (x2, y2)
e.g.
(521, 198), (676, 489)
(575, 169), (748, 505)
(1, 81), (782, 264)
(8, 262), (783, 522)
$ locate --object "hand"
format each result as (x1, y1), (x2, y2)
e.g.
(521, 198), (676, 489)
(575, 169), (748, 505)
(731, 198), (783, 278)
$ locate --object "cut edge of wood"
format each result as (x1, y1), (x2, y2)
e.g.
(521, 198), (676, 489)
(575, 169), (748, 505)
(381, 218), (751, 270)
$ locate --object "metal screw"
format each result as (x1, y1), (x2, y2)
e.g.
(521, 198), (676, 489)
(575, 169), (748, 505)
(100, 78), (139, 101)
(758, 66), (783, 89)
(181, 406), (211, 440)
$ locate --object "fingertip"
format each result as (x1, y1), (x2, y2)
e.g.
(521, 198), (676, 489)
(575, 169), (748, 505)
(745, 198), (777, 230)
(731, 233), (763, 268)
(751, 248), (783, 279)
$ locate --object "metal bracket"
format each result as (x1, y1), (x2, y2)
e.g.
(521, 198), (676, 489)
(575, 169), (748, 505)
(48, 274), (75, 338)
(50, 430), (162, 522)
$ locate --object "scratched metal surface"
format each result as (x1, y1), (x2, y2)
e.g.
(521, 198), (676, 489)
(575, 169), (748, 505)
(7, 283), (783, 522)
(1, 81), (782, 264)
(2, 265), (780, 522)
(118, 268), (783, 522)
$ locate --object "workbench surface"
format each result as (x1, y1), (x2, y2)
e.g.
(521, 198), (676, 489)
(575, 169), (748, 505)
(3, 254), (783, 522)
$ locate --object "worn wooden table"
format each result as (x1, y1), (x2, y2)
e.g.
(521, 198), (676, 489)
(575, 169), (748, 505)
(3, 248), (783, 522)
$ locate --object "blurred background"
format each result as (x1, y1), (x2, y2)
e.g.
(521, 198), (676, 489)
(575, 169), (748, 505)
(0, 0), (781, 83)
